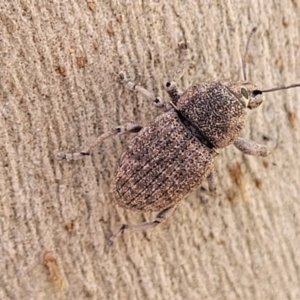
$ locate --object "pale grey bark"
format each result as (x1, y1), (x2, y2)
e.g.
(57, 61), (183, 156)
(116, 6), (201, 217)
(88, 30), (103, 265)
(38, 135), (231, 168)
(1, 1), (300, 299)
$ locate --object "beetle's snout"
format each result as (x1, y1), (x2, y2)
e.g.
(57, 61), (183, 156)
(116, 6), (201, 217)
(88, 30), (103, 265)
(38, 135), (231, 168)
(248, 91), (264, 109)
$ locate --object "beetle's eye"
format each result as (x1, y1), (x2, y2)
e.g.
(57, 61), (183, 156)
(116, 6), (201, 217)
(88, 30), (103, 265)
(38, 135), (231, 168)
(241, 87), (249, 99)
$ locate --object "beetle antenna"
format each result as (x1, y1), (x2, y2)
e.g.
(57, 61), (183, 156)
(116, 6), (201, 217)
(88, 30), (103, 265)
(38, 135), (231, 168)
(259, 83), (300, 93)
(242, 27), (257, 81)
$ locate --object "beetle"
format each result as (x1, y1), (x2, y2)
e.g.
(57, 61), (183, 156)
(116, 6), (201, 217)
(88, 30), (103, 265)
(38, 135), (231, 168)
(55, 28), (300, 245)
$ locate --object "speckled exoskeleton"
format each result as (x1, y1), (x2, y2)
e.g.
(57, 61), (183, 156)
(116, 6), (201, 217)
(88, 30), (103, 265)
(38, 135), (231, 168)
(56, 28), (300, 245)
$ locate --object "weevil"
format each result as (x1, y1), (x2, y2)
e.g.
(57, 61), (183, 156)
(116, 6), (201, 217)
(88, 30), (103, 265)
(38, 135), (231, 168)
(55, 28), (300, 245)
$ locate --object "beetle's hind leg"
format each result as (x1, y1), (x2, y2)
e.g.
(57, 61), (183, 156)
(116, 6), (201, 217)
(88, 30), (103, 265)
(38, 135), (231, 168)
(108, 205), (177, 246)
(54, 122), (142, 161)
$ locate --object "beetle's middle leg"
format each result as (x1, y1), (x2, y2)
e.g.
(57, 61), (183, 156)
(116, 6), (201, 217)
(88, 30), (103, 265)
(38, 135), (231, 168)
(207, 170), (217, 196)
(108, 205), (177, 246)
(54, 122), (142, 161)
(199, 170), (218, 197)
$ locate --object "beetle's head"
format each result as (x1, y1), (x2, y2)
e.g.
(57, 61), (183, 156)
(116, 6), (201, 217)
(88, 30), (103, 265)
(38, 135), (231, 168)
(222, 81), (264, 110)
(224, 80), (300, 110)
(235, 27), (300, 109)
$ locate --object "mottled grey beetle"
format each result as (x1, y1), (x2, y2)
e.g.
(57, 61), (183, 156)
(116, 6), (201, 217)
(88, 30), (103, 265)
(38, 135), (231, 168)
(56, 28), (300, 245)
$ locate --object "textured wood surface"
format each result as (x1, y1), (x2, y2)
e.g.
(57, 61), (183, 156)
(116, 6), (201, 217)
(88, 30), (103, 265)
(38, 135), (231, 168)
(1, 1), (300, 299)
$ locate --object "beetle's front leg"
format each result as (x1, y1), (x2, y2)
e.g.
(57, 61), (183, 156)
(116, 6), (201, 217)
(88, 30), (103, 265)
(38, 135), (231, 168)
(54, 122), (142, 161)
(108, 205), (178, 246)
(234, 137), (272, 157)
(165, 81), (183, 105)
(117, 72), (166, 109)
